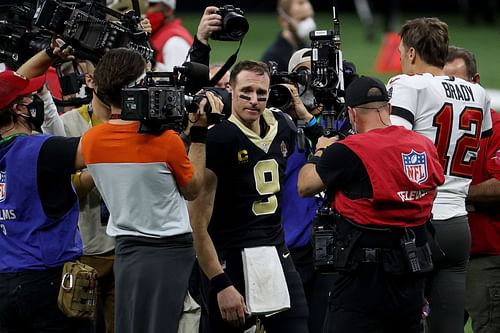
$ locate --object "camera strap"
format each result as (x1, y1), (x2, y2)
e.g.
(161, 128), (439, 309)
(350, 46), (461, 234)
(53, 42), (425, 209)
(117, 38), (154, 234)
(208, 40), (243, 87)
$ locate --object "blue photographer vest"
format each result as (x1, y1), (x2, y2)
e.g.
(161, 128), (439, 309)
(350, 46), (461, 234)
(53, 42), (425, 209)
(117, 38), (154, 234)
(282, 149), (321, 249)
(0, 134), (82, 272)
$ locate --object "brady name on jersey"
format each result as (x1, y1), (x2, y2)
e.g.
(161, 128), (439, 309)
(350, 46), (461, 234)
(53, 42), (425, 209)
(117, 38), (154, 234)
(387, 73), (492, 220)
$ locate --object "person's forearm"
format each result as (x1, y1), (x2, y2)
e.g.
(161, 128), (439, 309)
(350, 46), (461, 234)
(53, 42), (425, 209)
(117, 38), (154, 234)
(182, 142), (206, 201)
(189, 35), (211, 66)
(187, 170), (225, 279)
(298, 163), (320, 197)
(17, 49), (53, 79)
(467, 178), (500, 203)
(193, 228), (225, 279)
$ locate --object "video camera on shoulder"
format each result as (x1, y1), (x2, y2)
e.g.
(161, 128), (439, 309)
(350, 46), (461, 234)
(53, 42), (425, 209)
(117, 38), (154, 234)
(32, 0), (153, 63)
(211, 5), (249, 41)
(0, 0), (153, 68)
(121, 63), (231, 135)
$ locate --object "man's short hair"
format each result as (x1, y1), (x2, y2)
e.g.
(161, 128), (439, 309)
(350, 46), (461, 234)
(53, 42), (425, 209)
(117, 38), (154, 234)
(446, 46), (477, 81)
(93, 48), (146, 108)
(399, 17), (449, 68)
(229, 60), (270, 87)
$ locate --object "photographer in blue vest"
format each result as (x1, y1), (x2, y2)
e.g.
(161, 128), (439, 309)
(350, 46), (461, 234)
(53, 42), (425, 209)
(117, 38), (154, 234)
(0, 43), (87, 332)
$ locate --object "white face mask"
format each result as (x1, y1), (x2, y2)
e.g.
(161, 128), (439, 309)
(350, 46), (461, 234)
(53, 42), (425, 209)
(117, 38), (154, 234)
(296, 17), (316, 42)
(278, 7), (316, 43)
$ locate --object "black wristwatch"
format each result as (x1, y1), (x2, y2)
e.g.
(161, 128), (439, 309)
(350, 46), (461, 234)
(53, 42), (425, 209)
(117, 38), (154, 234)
(45, 47), (58, 59)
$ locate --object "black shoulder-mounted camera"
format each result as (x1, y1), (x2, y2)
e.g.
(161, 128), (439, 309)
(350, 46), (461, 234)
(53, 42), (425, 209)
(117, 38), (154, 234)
(211, 5), (249, 41)
(121, 62), (231, 135)
(0, 0), (153, 68)
(33, 0), (153, 63)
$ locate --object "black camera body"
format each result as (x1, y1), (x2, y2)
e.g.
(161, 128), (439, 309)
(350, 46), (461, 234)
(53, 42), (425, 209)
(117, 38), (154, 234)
(309, 7), (345, 137)
(0, 1), (50, 69)
(0, 0), (153, 67)
(121, 63), (231, 134)
(267, 61), (310, 112)
(33, 0), (153, 63)
(211, 5), (249, 41)
(312, 206), (337, 273)
(185, 87), (232, 124)
(122, 70), (188, 134)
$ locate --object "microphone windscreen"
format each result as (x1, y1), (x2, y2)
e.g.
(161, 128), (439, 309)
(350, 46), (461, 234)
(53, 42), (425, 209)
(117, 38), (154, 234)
(183, 62), (209, 94)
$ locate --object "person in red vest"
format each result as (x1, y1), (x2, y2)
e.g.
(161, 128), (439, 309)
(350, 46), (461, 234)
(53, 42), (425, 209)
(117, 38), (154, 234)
(298, 76), (445, 333)
(145, 0), (193, 71)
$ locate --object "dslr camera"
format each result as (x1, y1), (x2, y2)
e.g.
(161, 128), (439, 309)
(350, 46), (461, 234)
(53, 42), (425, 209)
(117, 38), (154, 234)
(185, 87), (231, 124)
(267, 61), (311, 113)
(211, 5), (249, 41)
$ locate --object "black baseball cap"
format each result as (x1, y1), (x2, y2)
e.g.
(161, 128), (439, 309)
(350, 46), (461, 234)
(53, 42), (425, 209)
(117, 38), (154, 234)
(345, 76), (389, 108)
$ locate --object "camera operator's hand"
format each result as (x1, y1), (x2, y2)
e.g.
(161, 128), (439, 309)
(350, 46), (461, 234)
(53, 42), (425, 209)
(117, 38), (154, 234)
(188, 92), (210, 129)
(283, 84), (313, 123)
(140, 18), (152, 34)
(197, 6), (222, 45)
(50, 38), (75, 61)
(315, 135), (339, 156)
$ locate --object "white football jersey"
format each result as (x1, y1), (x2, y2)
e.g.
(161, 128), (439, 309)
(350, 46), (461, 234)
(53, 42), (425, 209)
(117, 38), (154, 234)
(388, 73), (493, 220)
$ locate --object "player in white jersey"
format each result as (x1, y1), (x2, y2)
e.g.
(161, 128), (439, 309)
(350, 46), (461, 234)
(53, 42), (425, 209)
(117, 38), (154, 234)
(388, 74), (492, 219)
(387, 17), (492, 333)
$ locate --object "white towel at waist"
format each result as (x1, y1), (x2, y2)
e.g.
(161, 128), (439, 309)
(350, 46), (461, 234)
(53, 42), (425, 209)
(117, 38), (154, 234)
(242, 246), (291, 316)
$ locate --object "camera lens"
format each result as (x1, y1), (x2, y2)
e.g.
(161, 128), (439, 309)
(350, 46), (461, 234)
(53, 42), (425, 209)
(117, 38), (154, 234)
(224, 13), (249, 40)
(267, 84), (292, 110)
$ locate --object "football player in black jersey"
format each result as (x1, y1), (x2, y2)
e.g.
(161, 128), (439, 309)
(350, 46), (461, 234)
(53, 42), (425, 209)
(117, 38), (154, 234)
(189, 60), (310, 333)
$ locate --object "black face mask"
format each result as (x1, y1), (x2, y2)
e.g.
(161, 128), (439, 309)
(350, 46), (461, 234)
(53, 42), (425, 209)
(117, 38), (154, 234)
(20, 95), (45, 132)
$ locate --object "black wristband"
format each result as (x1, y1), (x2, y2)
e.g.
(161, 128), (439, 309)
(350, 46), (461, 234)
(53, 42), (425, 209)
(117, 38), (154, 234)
(308, 155), (322, 165)
(45, 47), (58, 59)
(210, 272), (232, 293)
(190, 126), (208, 143)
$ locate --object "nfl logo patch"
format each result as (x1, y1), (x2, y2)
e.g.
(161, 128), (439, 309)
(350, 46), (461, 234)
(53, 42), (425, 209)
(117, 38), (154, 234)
(402, 150), (428, 184)
(0, 171), (6, 202)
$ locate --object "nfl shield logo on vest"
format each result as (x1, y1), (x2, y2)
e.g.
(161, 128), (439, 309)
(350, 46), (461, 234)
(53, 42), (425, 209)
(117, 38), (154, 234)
(402, 150), (428, 184)
(0, 171), (6, 202)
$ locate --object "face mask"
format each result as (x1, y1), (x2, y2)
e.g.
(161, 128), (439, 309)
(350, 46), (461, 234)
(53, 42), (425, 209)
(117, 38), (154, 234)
(145, 11), (165, 33)
(295, 17), (316, 42)
(19, 95), (44, 133)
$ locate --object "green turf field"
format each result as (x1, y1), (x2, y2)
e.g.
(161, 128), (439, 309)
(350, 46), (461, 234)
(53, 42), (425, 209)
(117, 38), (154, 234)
(179, 11), (500, 91)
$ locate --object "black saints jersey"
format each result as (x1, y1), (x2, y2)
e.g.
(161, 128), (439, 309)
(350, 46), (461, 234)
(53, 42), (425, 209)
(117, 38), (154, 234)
(206, 108), (296, 250)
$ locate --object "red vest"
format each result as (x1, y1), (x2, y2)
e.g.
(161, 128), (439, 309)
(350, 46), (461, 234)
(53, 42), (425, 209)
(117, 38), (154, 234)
(150, 18), (193, 65)
(333, 126), (445, 228)
(469, 109), (500, 255)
